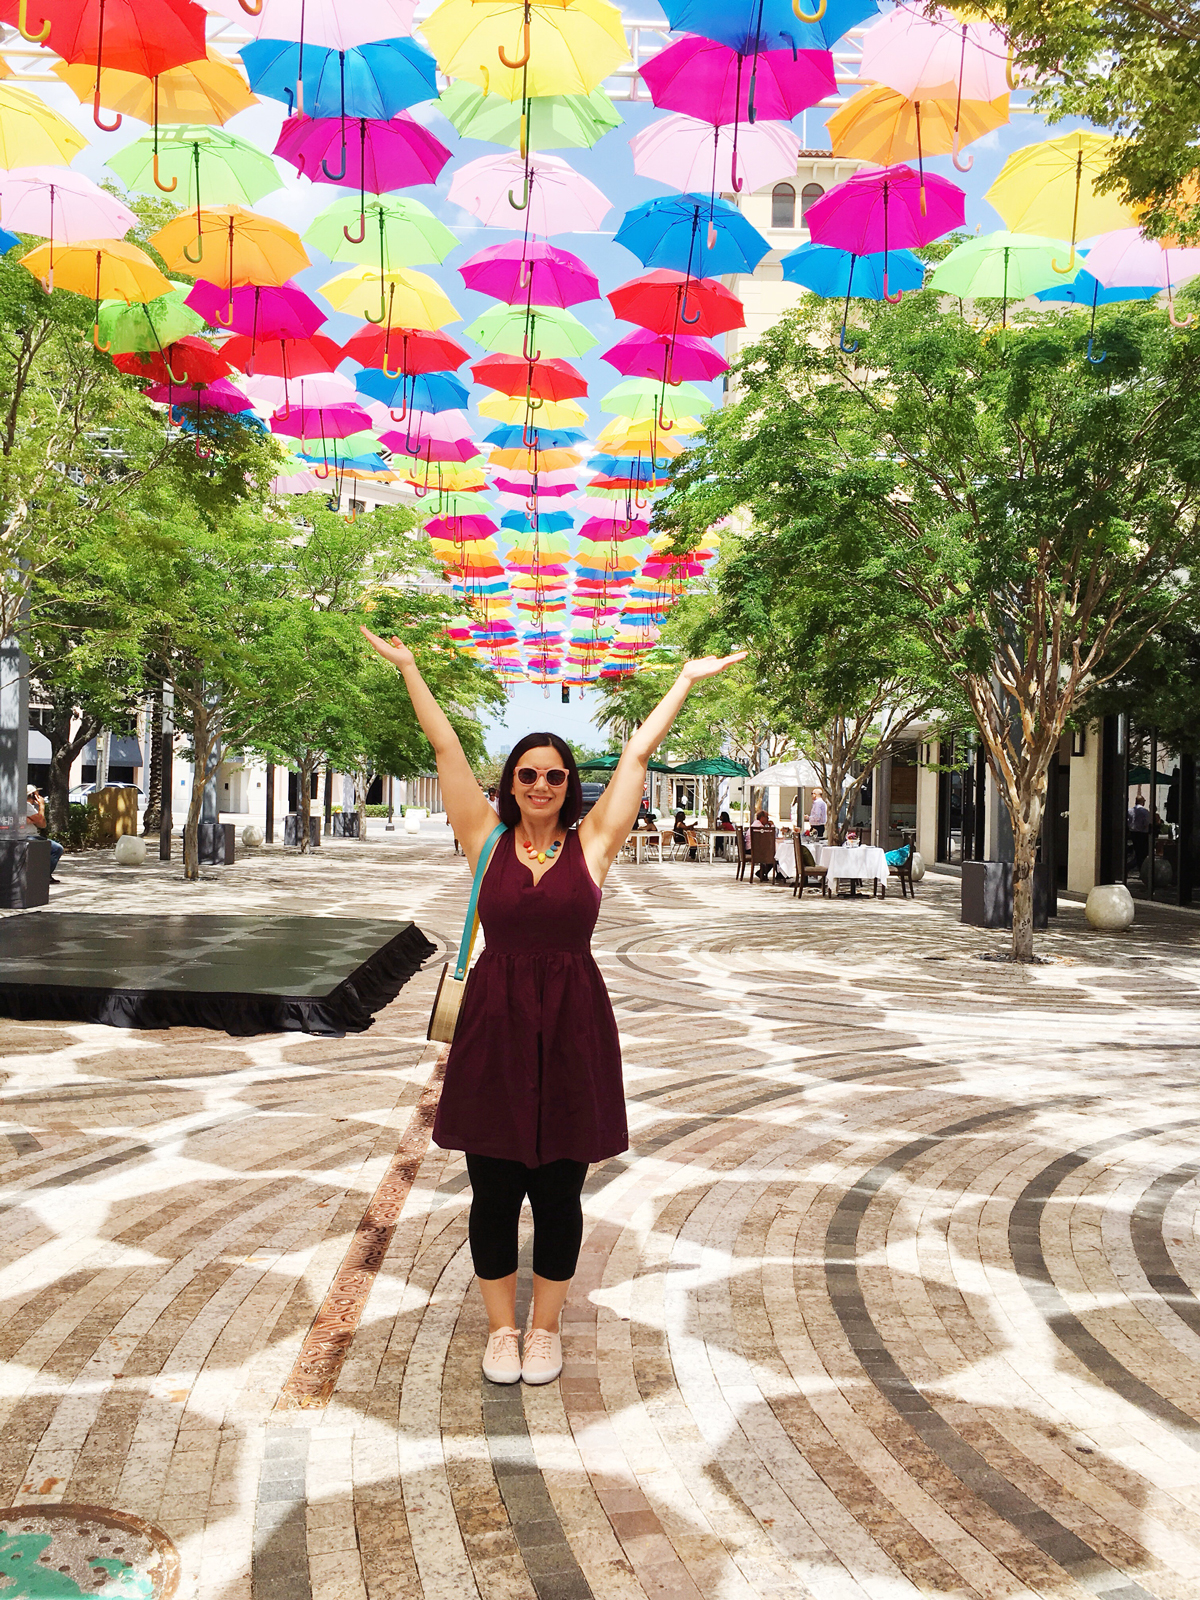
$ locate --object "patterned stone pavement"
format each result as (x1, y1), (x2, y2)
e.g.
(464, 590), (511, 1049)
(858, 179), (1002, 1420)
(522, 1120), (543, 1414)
(2, 830), (1200, 1600)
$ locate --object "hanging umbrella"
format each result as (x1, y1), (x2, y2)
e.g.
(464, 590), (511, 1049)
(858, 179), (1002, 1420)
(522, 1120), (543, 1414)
(381, 409), (478, 461)
(464, 301), (596, 359)
(0, 0), (208, 129)
(240, 36), (437, 121)
(108, 126), (281, 225)
(608, 269), (745, 338)
(421, 0), (630, 103)
(449, 150), (611, 231)
(984, 132), (1139, 278)
(0, 168), (136, 290)
(19, 238), (172, 349)
(492, 445), (580, 470)
(221, 331), (343, 376)
(472, 353), (588, 401)
(806, 164), (965, 300)
(657, 0), (877, 53)
(485, 422), (586, 448)
(304, 194), (457, 266)
(601, 327), (728, 384)
(1033, 265), (1161, 362)
(1082, 227), (1200, 328)
(147, 377), (253, 412)
(0, 83), (88, 167)
(322, 263), (460, 329)
(437, 80), (620, 151)
(273, 117), (451, 244)
(616, 193), (770, 277)
(97, 286), (204, 353)
(478, 393), (588, 427)
(114, 334), (233, 386)
(272, 401), (374, 476)
(151, 207), (309, 323)
(827, 87), (1009, 209)
(186, 281), (327, 343)
(929, 230), (1075, 325)
(642, 33), (836, 127)
(459, 240), (600, 307)
(0, 227), (20, 256)
(343, 322), (468, 373)
(631, 114), (801, 199)
(241, 370), (358, 414)
(53, 50), (257, 136)
(356, 367), (470, 418)
(781, 241), (925, 349)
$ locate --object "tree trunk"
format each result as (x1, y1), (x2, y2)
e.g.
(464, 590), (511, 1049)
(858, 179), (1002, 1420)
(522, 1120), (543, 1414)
(353, 762), (370, 843)
(45, 708), (100, 836)
(182, 702), (218, 883)
(142, 684), (164, 835)
(298, 752), (316, 853)
(1009, 797), (1045, 961)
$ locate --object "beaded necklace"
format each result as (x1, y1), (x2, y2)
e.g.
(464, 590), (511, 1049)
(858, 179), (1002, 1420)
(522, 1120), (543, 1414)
(520, 834), (562, 866)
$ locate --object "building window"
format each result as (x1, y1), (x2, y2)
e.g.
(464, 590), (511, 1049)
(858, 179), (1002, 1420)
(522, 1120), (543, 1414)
(800, 183), (825, 222)
(349, 497), (367, 515)
(771, 183), (796, 229)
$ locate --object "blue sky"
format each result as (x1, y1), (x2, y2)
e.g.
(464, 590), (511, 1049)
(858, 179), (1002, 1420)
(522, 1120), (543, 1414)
(30, 4), (1096, 751)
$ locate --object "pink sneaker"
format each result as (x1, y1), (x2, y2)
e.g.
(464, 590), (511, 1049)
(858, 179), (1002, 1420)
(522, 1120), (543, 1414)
(521, 1328), (562, 1385)
(482, 1326), (522, 1384)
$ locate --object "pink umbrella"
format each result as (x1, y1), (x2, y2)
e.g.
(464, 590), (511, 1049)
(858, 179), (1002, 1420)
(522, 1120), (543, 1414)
(579, 513), (652, 541)
(0, 167), (136, 289)
(380, 409), (478, 475)
(459, 240), (600, 308)
(630, 115), (801, 199)
(859, 4), (1013, 170)
(806, 164), (965, 299)
(271, 402), (372, 437)
(491, 474), (578, 498)
(449, 151), (611, 233)
(1082, 228), (1200, 327)
(425, 513), (498, 539)
(146, 379), (252, 413)
(274, 113), (451, 243)
(602, 327), (729, 384)
(239, 369), (357, 418)
(186, 280), (326, 344)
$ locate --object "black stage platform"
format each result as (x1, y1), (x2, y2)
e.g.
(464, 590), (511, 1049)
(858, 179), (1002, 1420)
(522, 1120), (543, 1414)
(0, 913), (437, 1035)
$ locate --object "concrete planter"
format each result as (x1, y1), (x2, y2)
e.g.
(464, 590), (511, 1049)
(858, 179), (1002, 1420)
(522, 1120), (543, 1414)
(283, 815), (321, 848)
(961, 860), (1050, 930)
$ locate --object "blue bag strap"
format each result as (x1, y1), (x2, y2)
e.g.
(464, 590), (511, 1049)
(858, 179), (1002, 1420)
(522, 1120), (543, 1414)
(453, 822), (506, 980)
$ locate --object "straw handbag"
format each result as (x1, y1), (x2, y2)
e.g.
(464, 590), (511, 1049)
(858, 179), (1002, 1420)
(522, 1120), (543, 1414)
(427, 822), (505, 1045)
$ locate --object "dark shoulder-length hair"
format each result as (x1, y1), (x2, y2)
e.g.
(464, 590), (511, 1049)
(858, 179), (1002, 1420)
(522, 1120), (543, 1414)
(497, 732), (584, 830)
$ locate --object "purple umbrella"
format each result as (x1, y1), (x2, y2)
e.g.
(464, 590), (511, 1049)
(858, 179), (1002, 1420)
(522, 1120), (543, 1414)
(274, 112), (451, 242)
(806, 164), (965, 300)
(185, 280), (327, 348)
(459, 239), (600, 308)
(602, 327), (729, 384)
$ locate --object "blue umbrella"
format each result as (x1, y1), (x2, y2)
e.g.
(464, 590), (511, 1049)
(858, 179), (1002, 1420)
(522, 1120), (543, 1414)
(1034, 267), (1161, 365)
(501, 509), (575, 533)
(484, 424), (586, 449)
(240, 38), (438, 122)
(782, 241), (925, 352)
(616, 194), (770, 279)
(587, 453), (673, 478)
(299, 449), (391, 473)
(0, 227), (20, 257)
(356, 367), (469, 418)
(658, 0), (879, 55)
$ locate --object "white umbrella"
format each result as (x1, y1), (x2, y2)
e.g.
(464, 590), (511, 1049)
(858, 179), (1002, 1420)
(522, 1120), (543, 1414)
(750, 759), (823, 788)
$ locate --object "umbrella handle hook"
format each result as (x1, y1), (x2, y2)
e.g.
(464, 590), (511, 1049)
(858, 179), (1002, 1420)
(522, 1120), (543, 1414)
(214, 296), (234, 327)
(343, 211), (367, 244)
(838, 325), (859, 354)
(92, 322), (112, 354)
(883, 270), (903, 304)
(17, 0), (49, 40)
(791, 0), (825, 20)
(951, 130), (973, 174)
(521, 320), (540, 362)
(1168, 298), (1195, 329)
(93, 84), (122, 132)
(508, 172), (531, 211)
(366, 279), (392, 327)
(322, 145), (348, 182)
(680, 291), (701, 326)
(182, 233), (204, 265)
(153, 151), (177, 194)
(1005, 46), (1016, 91)
(1084, 337), (1106, 364)
(498, 17), (532, 69)
(313, 458), (331, 480)
(730, 152), (743, 195)
(164, 351), (188, 384)
(239, 0), (263, 12)
(1051, 243), (1077, 276)
(657, 402), (675, 432)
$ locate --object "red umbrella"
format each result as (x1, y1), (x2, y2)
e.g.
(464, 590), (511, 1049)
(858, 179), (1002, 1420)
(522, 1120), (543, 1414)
(115, 335), (233, 387)
(221, 332), (343, 376)
(343, 323), (469, 374)
(185, 281), (327, 347)
(608, 270), (745, 339)
(471, 353), (588, 402)
(3, 0), (208, 129)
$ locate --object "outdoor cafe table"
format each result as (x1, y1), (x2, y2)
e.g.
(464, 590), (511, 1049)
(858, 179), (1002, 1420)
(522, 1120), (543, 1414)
(691, 826), (739, 862)
(624, 830), (663, 864)
(816, 842), (890, 895)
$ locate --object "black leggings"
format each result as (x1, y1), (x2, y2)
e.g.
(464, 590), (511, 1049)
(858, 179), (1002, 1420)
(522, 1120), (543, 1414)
(465, 1154), (588, 1281)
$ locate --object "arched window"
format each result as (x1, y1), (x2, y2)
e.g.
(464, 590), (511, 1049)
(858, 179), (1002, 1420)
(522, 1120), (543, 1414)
(800, 182), (825, 222)
(771, 182), (796, 229)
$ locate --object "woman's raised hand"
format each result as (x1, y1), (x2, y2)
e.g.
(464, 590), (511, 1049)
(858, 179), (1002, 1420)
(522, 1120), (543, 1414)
(360, 624), (415, 670)
(679, 651), (748, 684)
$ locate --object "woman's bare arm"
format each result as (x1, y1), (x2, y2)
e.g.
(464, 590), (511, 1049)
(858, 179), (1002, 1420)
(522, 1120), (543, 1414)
(579, 652), (746, 884)
(361, 626), (498, 867)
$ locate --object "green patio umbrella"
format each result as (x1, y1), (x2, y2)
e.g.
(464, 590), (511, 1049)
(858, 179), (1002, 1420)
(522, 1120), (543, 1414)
(96, 286), (204, 354)
(928, 230), (1073, 327)
(437, 82), (621, 153)
(669, 756), (751, 776)
(463, 302), (597, 360)
(304, 194), (457, 269)
(577, 753), (673, 773)
(1126, 766), (1176, 786)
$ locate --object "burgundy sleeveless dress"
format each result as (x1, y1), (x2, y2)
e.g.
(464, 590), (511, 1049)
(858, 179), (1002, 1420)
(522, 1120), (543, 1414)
(433, 827), (627, 1168)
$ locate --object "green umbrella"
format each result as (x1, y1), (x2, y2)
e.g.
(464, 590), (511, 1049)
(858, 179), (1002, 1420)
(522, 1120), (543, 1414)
(928, 230), (1073, 326)
(577, 753), (672, 773)
(669, 756), (751, 776)
(420, 489), (496, 519)
(601, 378), (713, 423)
(96, 286), (204, 354)
(1126, 766), (1176, 786)
(437, 81), (621, 152)
(463, 302), (597, 360)
(304, 195), (457, 271)
(297, 429), (381, 458)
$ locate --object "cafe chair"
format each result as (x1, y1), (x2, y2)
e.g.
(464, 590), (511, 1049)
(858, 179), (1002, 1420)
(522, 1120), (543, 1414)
(884, 843), (915, 899)
(793, 836), (830, 898)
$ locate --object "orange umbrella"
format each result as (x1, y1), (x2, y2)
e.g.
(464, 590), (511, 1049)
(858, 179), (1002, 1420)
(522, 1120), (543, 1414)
(151, 205), (308, 323)
(828, 85), (1009, 212)
(53, 50), (256, 130)
(489, 445), (581, 471)
(18, 238), (172, 348)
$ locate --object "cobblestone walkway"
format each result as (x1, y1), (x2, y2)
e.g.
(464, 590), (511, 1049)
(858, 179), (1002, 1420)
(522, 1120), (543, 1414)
(3, 833), (1200, 1600)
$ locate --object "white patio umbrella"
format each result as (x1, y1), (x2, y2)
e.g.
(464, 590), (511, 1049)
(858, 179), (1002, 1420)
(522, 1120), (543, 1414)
(750, 759), (824, 788)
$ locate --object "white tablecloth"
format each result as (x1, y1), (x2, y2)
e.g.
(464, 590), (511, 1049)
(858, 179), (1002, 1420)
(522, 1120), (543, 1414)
(816, 843), (890, 886)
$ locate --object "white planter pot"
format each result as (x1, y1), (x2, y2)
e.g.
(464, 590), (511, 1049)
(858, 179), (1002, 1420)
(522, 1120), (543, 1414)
(1085, 882), (1135, 930)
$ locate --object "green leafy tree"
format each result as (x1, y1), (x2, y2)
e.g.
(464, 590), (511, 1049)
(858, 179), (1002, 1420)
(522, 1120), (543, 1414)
(659, 293), (1200, 959)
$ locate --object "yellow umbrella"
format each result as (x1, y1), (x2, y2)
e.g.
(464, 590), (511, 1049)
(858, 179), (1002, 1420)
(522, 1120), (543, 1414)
(396, 461), (488, 491)
(151, 204), (308, 286)
(0, 54), (10, 79)
(422, 0), (630, 104)
(828, 87), (1009, 191)
(597, 415), (701, 446)
(478, 392), (588, 428)
(321, 264), (460, 329)
(984, 131), (1139, 275)
(0, 83), (88, 168)
(52, 51), (256, 127)
(18, 238), (172, 350)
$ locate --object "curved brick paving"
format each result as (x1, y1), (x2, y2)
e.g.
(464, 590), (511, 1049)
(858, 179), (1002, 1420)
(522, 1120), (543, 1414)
(1, 834), (1199, 1600)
